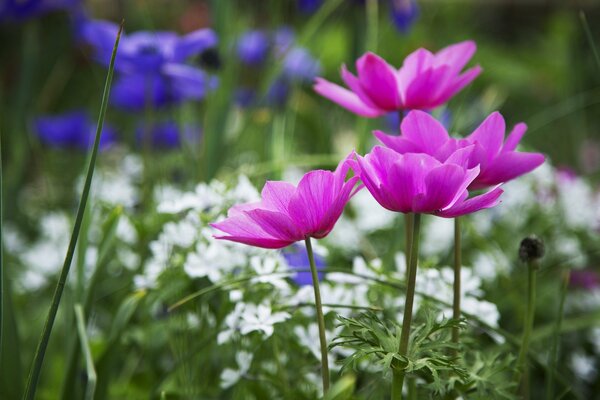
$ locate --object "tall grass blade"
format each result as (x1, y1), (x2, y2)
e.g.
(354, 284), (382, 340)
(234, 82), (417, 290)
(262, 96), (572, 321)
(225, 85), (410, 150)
(22, 21), (124, 400)
(580, 11), (600, 73)
(74, 304), (96, 400)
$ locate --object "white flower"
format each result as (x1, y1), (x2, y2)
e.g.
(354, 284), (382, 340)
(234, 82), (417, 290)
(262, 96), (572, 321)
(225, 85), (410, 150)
(249, 256), (290, 291)
(220, 351), (254, 389)
(163, 218), (198, 249)
(570, 352), (597, 382)
(116, 216), (138, 244)
(239, 303), (290, 337)
(421, 217), (454, 256)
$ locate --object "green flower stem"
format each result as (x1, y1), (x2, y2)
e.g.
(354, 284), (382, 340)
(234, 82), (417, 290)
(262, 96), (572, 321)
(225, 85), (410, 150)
(452, 217), (462, 346)
(22, 22), (123, 400)
(404, 213), (414, 276)
(392, 213), (421, 400)
(546, 269), (570, 400)
(305, 237), (330, 394)
(515, 258), (539, 388)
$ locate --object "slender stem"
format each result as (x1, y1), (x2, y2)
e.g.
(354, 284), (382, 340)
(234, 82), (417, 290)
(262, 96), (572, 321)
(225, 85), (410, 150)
(305, 237), (330, 394)
(22, 22), (123, 400)
(546, 269), (570, 400)
(515, 259), (539, 388)
(392, 213), (421, 400)
(404, 213), (414, 277)
(452, 217), (462, 346)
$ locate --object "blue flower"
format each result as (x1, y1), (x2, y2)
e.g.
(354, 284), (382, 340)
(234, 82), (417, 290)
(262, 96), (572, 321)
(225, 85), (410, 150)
(35, 111), (116, 151)
(282, 47), (321, 83)
(135, 121), (201, 149)
(80, 19), (218, 111)
(297, 0), (323, 14)
(283, 244), (325, 286)
(390, 0), (419, 34)
(236, 30), (270, 65)
(0, 0), (80, 21)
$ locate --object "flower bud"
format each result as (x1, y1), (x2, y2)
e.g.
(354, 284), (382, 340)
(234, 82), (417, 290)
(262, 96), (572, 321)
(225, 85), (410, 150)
(518, 235), (545, 264)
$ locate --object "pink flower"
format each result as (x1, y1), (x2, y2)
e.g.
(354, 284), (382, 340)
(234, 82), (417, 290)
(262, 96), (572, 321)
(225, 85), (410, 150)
(313, 41), (481, 117)
(351, 146), (502, 218)
(211, 156), (361, 249)
(374, 110), (546, 190)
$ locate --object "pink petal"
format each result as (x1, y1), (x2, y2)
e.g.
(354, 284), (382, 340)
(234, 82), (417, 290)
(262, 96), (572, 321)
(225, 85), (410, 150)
(211, 216), (294, 249)
(356, 52), (401, 110)
(354, 151), (401, 212)
(400, 110), (450, 156)
(287, 170), (336, 234)
(341, 65), (380, 110)
(315, 175), (360, 238)
(244, 209), (304, 241)
(314, 78), (383, 118)
(435, 65), (482, 105)
(403, 66), (452, 109)
(261, 181), (296, 213)
(414, 164), (470, 213)
(444, 144), (475, 168)
(437, 187), (503, 218)
(387, 152), (441, 213)
(373, 130), (420, 154)
(397, 48), (435, 99)
(467, 112), (506, 162)
(434, 40), (477, 74)
(502, 122), (527, 153)
(472, 152), (545, 189)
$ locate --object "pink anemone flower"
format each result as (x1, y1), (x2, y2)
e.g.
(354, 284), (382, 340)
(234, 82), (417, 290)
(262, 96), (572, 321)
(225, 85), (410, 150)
(211, 155), (361, 249)
(351, 146), (502, 218)
(374, 110), (546, 190)
(314, 40), (481, 117)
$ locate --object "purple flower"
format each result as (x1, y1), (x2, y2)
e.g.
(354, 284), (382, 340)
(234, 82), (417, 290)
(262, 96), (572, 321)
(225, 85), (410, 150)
(390, 0), (419, 34)
(374, 110), (545, 190)
(297, 0), (323, 14)
(283, 47), (321, 83)
(351, 146), (503, 218)
(35, 111), (116, 151)
(570, 269), (600, 291)
(212, 155), (361, 249)
(314, 41), (481, 117)
(110, 67), (217, 111)
(237, 30), (270, 65)
(283, 244), (325, 285)
(81, 19), (218, 111)
(0, 0), (80, 21)
(135, 121), (200, 149)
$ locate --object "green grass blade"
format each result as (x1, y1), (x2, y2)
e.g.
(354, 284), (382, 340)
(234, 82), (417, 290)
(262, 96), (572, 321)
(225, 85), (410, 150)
(22, 21), (124, 400)
(74, 304), (96, 400)
(580, 11), (600, 73)
(61, 206), (123, 400)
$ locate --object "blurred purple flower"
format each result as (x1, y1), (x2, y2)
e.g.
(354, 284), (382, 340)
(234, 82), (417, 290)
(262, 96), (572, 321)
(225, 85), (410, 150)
(110, 67), (217, 111)
(570, 269), (600, 291)
(283, 244), (325, 285)
(237, 30), (270, 65)
(273, 27), (295, 56)
(0, 0), (80, 21)
(390, 0), (419, 34)
(297, 0), (323, 14)
(35, 111), (116, 151)
(80, 19), (218, 111)
(135, 121), (200, 149)
(283, 47), (321, 83)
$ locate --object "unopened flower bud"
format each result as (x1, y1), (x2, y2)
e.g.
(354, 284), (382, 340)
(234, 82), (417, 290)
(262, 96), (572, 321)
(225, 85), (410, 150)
(519, 235), (545, 264)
